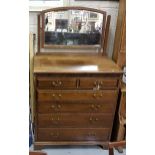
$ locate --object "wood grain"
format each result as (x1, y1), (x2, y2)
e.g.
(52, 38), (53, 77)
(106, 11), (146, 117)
(29, 33), (35, 123)
(37, 128), (110, 141)
(112, 0), (126, 68)
(29, 151), (47, 155)
(37, 90), (118, 102)
(37, 101), (115, 113)
(37, 113), (113, 128)
(34, 54), (122, 74)
(103, 15), (111, 55)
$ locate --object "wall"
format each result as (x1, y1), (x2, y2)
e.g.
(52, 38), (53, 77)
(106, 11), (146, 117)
(29, 0), (119, 57)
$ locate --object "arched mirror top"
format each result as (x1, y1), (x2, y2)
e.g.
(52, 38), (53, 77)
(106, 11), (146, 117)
(38, 7), (108, 53)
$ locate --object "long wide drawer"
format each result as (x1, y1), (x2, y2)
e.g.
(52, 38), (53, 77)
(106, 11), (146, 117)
(37, 113), (113, 128)
(37, 128), (110, 141)
(37, 90), (118, 102)
(37, 77), (77, 89)
(37, 101), (115, 113)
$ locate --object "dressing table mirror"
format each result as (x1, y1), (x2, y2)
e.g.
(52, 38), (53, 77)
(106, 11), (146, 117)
(37, 7), (110, 54)
(33, 6), (123, 150)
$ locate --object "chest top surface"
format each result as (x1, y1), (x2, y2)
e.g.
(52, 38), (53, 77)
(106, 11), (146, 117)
(33, 53), (122, 74)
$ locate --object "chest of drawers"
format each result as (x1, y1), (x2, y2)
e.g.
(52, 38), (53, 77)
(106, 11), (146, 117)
(33, 54), (122, 149)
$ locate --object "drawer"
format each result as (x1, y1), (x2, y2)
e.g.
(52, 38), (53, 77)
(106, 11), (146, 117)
(37, 113), (113, 128)
(37, 77), (77, 89)
(79, 77), (118, 89)
(37, 101), (115, 113)
(37, 90), (118, 102)
(37, 128), (110, 141)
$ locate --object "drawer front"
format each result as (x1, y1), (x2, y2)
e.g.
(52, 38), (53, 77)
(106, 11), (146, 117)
(37, 101), (115, 113)
(37, 77), (77, 89)
(79, 77), (118, 89)
(37, 90), (118, 102)
(37, 128), (110, 141)
(37, 113), (113, 128)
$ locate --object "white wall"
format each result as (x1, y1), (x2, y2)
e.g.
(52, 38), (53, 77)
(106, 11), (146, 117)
(29, 0), (63, 11)
(29, 0), (119, 57)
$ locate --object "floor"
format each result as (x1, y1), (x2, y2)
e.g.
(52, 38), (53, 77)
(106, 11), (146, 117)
(30, 145), (126, 155)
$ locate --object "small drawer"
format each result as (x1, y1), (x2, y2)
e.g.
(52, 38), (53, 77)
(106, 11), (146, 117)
(37, 90), (118, 102)
(37, 101), (115, 113)
(37, 113), (113, 128)
(79, 77), (118, 89)
(37, 128), (110, 141)
(37, 77), (77, 89)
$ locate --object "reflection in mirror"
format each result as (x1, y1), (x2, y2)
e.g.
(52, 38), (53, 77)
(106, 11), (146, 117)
(44, 10), (104, 46)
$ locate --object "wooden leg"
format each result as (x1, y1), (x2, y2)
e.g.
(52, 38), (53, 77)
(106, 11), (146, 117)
(100, 143), (108, 150)
(109, 148), (114, 155)
(116, 122), (125, 153)
(34, 145), (43, 150)
(29, 151), (47, 155)
(108, 141), (126, 155)
(99, 145), (107, 150)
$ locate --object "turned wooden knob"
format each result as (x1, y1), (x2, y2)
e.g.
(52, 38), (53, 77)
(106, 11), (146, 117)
(97, 105), (101, 108)
(100, 81), (103, 85)
(95, 118), (98, 121)
(52, 81), (56, 86)
(50, 132), (59, 137)
(58, 104), (61, 108)
(88, 132), (96, 136)
(91, 104), (95, 108)
(100, 94), (103, 97)
(58, 94), (62, 97)
(52, 94), (55, 97)
(89, 117), (93, 121)
(58, 81), (62, 86)
(93, 93), (97, 98)
(51, 105), (55, 109)
(94, 81), (97, 85)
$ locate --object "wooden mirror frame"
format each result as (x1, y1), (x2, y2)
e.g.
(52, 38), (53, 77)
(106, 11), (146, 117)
(38, 6), (110, 55)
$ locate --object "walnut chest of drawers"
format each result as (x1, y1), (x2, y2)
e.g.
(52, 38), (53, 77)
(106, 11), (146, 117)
(33, 54), (122, 149)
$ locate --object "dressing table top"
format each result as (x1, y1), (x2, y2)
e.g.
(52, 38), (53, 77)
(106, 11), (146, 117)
(34, 53), (122, 74)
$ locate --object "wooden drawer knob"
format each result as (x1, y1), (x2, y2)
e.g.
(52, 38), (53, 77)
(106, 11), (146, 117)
(51, 117), (60, 120)
(97, 105), (101, 108)
(93, 94), (97, 98)
(52, 94), (55, 97)
(52, 81), (56, 86)
(50, 132), (59, 137)
(99, 94), (103, 97)
(89, 117), (98, 122)
(88, 132), (96, 136)
(95, 118), (98, 121)
(90, 104), (101, 111)
(100, 81), (103, 85)
(58, 81), (62, 85)
(91, 104), (95, 108)
(52, 81), (62, 87)
(58, 94), (62, 98)
(51, 117), (60, 124)
(58, 104), (61, 108)
(94, 81), (97, 85)
(51, 105), (55, 109)
(51, 104), (61, 110)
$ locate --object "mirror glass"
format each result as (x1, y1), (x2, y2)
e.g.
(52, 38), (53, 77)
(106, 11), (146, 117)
(44, 9), (104, 47)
